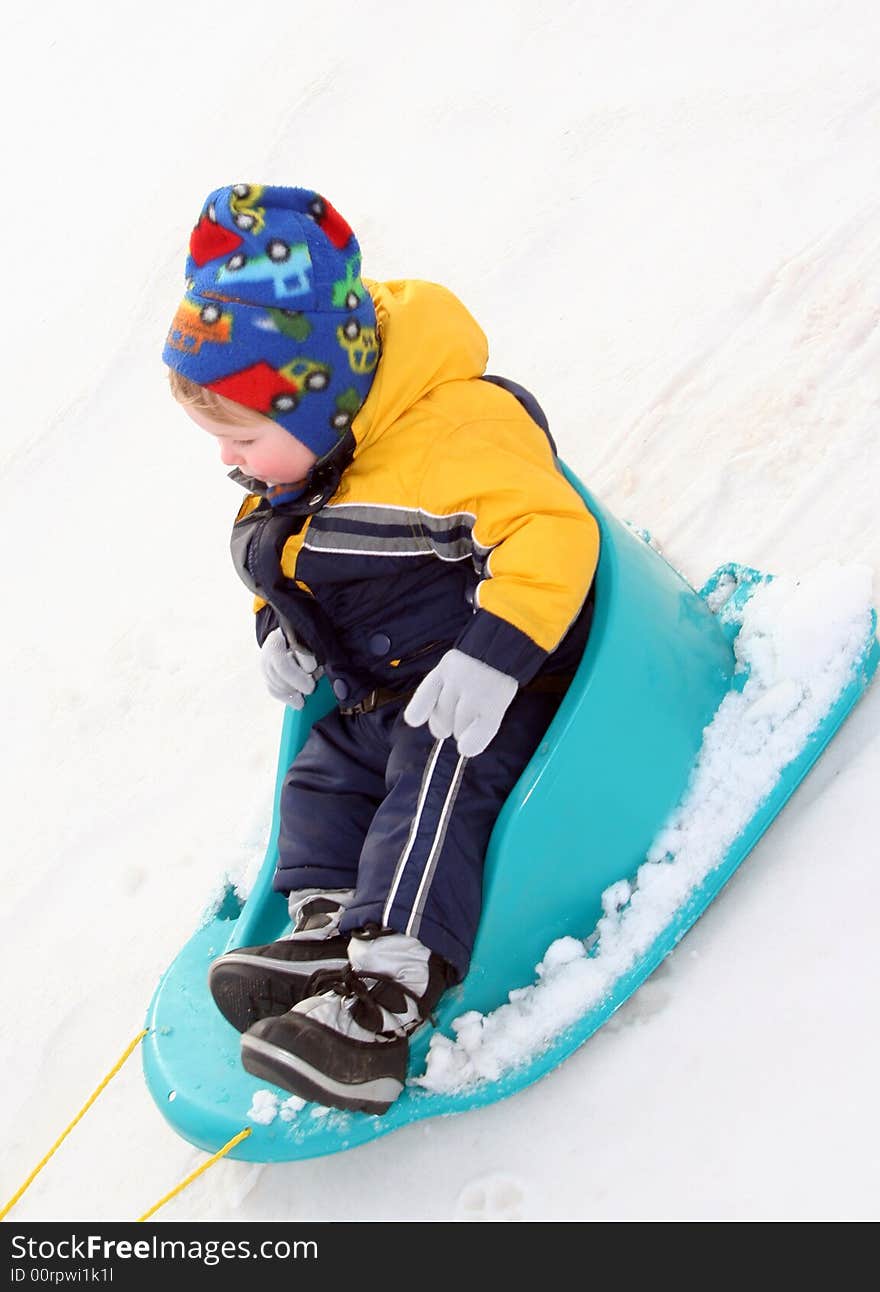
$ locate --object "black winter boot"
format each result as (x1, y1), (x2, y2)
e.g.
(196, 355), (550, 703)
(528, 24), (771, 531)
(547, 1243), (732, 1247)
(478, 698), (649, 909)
(240, 928), (454, 1114)
(208, 892), (353, 1033)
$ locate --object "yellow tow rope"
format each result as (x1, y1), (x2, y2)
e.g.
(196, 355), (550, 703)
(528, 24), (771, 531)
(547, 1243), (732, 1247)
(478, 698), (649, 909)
(136, 1128), (253, 1221)
(0, 1029), (252, 1222)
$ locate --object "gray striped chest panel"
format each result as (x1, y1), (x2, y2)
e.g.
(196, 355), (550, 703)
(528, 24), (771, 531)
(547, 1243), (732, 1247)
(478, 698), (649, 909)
(301, 504), (491, 569)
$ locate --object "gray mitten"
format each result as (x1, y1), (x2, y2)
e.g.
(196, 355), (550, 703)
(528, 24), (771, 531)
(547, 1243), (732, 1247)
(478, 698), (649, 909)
(404, 648), (518, 757)
(260, 627), (322, 709)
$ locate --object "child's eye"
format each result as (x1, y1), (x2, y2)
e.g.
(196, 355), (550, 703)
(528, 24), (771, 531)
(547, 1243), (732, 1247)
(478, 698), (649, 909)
(233, 439), (255, 447)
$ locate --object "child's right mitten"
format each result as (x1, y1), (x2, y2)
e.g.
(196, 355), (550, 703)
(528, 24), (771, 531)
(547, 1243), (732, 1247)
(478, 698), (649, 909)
(260, 627), (322, 708)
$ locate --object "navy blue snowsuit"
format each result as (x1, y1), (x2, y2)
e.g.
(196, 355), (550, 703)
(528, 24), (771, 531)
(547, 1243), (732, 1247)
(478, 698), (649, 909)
(230, 283), (599, 981)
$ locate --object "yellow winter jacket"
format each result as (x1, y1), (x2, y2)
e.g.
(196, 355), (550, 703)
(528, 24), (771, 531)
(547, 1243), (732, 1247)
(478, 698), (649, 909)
(244, 279), (599, 690)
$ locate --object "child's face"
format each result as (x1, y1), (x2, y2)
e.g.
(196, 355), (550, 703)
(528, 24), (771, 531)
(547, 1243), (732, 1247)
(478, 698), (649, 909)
(183, 398), (319, 486)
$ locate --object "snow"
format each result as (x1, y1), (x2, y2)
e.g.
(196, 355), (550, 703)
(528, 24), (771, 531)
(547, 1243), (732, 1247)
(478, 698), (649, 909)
(1, 0), (879, 1222)
(246, 1091), (306, 1126)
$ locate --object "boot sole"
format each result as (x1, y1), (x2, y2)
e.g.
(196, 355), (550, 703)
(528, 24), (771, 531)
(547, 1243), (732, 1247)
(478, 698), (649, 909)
(209, 953), (348, 1034)
(240, 1031), (403, 1116)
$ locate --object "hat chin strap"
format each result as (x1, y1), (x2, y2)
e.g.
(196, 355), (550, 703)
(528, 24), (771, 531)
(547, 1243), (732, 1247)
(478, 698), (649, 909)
(227, 429), (357, 516)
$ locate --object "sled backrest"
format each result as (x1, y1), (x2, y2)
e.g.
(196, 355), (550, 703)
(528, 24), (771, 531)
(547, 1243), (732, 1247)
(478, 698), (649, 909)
(435, 471), (735, 1031)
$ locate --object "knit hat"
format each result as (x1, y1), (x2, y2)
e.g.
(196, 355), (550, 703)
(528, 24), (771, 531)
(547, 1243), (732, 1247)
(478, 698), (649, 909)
(163, 184), (379, 459)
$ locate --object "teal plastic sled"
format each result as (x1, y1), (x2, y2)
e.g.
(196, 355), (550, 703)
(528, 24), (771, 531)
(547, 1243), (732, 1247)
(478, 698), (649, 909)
(143, 470), (878, 1162)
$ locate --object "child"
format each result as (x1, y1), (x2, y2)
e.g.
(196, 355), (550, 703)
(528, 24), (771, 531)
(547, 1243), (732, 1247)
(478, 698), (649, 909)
(163, 184), (600, 1115)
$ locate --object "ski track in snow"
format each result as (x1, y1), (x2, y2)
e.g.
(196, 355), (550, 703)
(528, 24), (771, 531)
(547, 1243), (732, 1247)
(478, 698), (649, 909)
(590, 199), (880, 584)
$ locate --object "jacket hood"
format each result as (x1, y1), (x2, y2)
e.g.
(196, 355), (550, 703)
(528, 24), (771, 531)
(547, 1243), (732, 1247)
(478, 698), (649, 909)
(351, 280), (489, 453)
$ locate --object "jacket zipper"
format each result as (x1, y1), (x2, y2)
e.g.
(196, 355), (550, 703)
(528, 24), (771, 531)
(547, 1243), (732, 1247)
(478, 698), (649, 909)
(389, 639), (446, 668)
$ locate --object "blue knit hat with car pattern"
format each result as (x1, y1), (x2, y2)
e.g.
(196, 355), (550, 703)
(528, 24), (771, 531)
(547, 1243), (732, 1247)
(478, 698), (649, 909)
(163, 184), (379, 469)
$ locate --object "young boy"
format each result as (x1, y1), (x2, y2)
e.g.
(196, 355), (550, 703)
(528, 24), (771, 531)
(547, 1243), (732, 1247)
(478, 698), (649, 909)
(163, 184), (599, 1115)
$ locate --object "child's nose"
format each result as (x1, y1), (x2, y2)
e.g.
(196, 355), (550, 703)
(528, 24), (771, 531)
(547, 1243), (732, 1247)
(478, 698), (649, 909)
(219, 442), (241, 467)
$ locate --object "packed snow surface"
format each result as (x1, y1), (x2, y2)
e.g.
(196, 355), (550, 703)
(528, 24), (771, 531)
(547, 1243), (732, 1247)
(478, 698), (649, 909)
(2, 0), (878, 1222)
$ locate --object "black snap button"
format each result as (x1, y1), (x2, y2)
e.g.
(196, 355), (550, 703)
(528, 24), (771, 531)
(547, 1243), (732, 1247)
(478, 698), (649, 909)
(368, 631), (392, 656)
(332, 678), (350, 700)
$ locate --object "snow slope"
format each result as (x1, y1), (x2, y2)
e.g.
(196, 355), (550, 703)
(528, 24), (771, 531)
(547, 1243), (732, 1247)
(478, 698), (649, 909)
(1, 0), (878, 1221)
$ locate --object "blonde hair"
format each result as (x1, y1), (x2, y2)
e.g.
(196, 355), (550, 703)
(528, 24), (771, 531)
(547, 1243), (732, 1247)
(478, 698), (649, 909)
(167, 368), (250, 426)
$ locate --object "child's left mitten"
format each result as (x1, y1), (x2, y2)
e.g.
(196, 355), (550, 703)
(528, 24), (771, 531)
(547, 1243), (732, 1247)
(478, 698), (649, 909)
(403, 649), (518, 757)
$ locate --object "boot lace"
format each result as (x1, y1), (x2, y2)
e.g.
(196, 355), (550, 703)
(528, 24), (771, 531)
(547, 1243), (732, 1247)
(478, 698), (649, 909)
(305, 965), (438, 1036)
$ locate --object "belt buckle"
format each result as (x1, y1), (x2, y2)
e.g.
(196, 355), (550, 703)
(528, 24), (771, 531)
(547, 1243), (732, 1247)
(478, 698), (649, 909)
(345, 688), (378, 716)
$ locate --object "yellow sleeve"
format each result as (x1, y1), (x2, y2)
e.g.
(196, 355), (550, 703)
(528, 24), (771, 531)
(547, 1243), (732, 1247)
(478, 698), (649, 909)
(419, 414), (599, 682)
